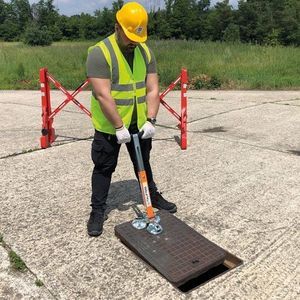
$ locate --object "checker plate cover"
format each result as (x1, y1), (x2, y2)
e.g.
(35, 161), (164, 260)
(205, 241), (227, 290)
(115, 210), (226, 286)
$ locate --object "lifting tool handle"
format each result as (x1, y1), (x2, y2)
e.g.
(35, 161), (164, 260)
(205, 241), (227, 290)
(132, 133), (155, 220)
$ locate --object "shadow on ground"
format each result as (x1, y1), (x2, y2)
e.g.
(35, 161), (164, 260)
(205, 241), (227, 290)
(105, 179), (142, 217)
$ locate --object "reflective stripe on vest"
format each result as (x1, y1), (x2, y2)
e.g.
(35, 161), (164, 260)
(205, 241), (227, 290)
(89, 34), (149, 134)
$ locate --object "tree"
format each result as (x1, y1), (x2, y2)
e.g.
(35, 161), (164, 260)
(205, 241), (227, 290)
(0, 0), (299, 46)
(31, 0), (59, 28)
(95, 7), (114, 37)
(167, 0), (199, 39)
(150, 9), (172, 39)
(0, 19), (19, 41)
(223, 23), (240, 42)
(48, 24), (62, 41)
(10, 0), (32, 30)
(57, 15), (81, 40)
(278, 0), (300, 45)
(78, 13), (99, 40)
(23, 22), (52, 45)
(0, 1), (23, 40)
(192, 0), (211, 40)
(207, 0), (234, 41)
(0, 0), (7, 25)
(238, 0), (261, 43)
(112, 0), (124, 14)
(237, 0), (300, 45)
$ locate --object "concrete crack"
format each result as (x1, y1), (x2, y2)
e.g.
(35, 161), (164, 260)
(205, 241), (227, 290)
(188, 103), (265, 124)
(0, 137), (93, 160)
(191, 132), (298, 156)
(1, 236), (58, 300)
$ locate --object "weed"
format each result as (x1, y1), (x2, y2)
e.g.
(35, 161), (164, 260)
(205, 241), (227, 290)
(9, 250), (27, 272)
(189, 74), (222, 90)
(209, 76), (222, 89)
(35, 279), (44, 287)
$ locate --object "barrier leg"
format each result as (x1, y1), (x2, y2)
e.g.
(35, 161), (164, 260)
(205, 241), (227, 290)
(40, 68), (55, 148)
(180, 69), (188, 150)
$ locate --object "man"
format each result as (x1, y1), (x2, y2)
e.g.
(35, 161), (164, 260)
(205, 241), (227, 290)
(86, 2), (177, 237)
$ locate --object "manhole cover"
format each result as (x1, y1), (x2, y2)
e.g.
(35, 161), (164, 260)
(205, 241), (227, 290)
(115, 210), (227, 287)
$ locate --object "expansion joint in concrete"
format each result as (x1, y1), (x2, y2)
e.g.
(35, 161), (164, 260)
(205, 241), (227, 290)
(0, 235), (58, 299)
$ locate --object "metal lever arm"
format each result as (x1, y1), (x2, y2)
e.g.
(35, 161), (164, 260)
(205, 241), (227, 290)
(132, 133), (155, 220)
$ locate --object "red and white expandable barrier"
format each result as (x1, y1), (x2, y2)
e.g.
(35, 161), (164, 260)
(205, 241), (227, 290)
(159, 68), (188, 150)
(39, 68), (90, 149)
(39, 68), (188, 149)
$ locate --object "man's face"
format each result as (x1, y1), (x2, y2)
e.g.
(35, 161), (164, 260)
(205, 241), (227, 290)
(116, 24), (138, 53)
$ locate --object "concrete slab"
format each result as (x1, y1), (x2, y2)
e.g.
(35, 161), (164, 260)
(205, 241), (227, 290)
(1, 90), (299, 157)
(187, 101), (300, 153)
(0, 90), (299, 299)
(0, 243), (54, 299)
(0, 90), (93, 157)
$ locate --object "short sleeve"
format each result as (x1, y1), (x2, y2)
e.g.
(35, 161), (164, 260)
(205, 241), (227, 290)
(86, 47), (110, 79)
(147, 47), (157, 74)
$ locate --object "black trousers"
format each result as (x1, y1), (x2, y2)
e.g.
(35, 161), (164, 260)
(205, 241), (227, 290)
(90, 125), (157, 212)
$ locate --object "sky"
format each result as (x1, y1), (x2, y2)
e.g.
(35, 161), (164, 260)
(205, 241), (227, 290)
(27, 0), (239, 17)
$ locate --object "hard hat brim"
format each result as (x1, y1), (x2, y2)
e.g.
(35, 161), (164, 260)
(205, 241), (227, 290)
(120, 24), (147, 43)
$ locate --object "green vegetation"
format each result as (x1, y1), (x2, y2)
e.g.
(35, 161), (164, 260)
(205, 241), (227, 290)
(24, 24), (53, 46)
(0, 40), (299, 90)
(153, 40), (300, 89)
(0, 1), (299, 46)
(0, 1), (298, 89)
(9, 250), (27, 272)
(0, 41), (89, 89)
(35, 279), (44, 287)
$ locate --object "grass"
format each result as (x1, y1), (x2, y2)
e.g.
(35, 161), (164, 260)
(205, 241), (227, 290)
(1, 233), (44, 286)
(35, 279), (44, 287)
(152, 40), (300, 90)
(1, 234), (27, 273)
(9, 250), (27, 272)
(0, 40), (299, 90)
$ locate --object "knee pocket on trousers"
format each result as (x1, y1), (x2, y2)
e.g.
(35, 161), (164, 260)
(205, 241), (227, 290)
(91, 140), (118, 173)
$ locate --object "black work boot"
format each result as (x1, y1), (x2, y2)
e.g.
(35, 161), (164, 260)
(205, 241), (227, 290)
(87, 210), (106, 237)
(151, 192), (177, 213)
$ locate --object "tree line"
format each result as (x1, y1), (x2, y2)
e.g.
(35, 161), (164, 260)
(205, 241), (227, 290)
(0, 0), (299, 46)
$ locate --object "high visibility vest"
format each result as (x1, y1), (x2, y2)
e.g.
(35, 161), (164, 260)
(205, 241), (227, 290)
(88, 33), (151, 134)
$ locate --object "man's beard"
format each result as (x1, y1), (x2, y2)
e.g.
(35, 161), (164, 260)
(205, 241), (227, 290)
(126, 44), (137, 52)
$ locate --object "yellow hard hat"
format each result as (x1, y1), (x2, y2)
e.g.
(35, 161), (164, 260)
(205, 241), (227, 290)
(116, 2), (148, 43)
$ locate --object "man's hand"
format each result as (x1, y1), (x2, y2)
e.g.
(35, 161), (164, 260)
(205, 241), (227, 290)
(140, 121), (155, 139)
(116, 125), (131, 144)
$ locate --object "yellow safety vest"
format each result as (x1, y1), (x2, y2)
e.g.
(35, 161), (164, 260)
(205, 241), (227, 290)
(89, 33), (151, 134)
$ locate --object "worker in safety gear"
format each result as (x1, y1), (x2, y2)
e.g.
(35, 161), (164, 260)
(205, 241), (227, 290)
(86, 2), (177, 237)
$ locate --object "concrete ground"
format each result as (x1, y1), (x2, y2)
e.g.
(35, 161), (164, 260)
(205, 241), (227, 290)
(0, 90), (299, 300)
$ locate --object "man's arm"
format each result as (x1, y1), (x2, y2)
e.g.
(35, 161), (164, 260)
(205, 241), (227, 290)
(145, 73), (160, 118)
(89, 77), (123, 129)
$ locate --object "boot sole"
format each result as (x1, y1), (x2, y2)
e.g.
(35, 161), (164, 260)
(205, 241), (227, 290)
(87, 214), (107, 237)
(168, 207), (177, 214)
(88, 230), (103, 237)
(153, 206), (177, 214)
